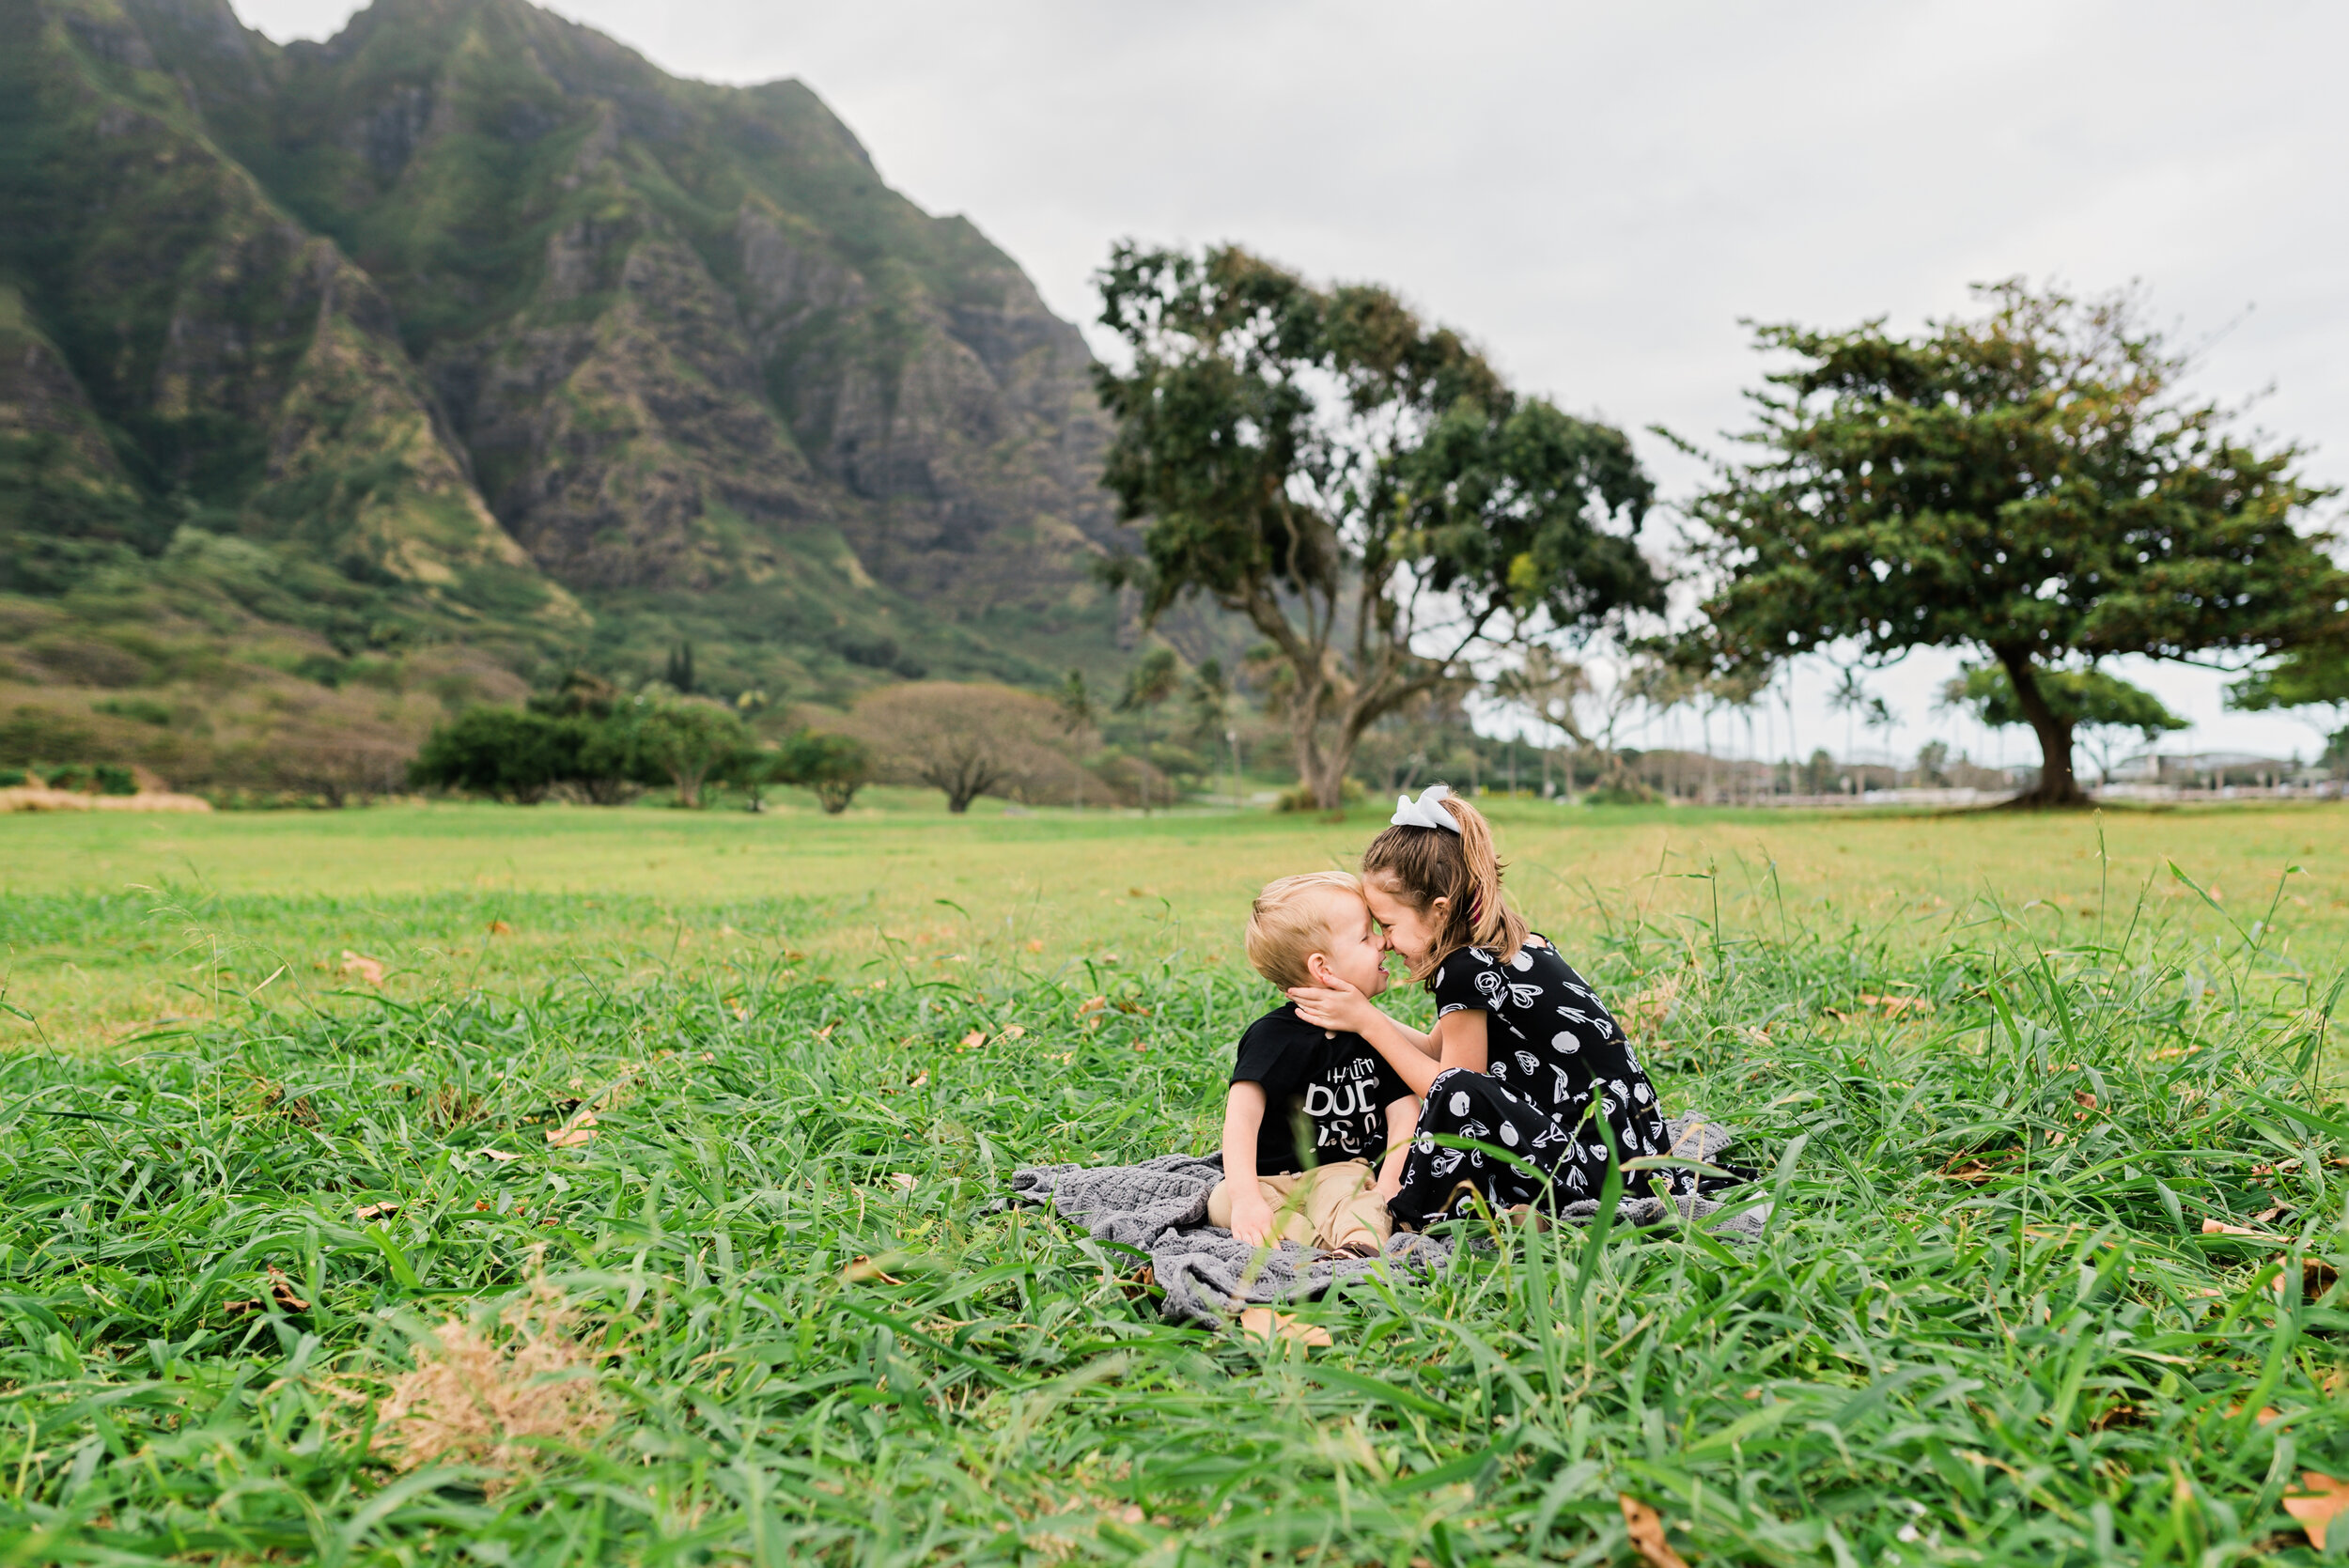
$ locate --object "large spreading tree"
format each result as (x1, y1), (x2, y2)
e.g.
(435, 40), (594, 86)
(1094, 244), (1663, 808)
(1683, 282), (2341, 804)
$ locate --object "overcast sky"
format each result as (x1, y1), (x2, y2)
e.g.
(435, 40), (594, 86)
(242, 0), (2349, 770)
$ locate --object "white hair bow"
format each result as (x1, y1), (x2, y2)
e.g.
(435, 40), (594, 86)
(1391, 784), (1461, 833)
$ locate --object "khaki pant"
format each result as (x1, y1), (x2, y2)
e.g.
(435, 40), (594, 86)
(1207, 1159), (1391, 1252)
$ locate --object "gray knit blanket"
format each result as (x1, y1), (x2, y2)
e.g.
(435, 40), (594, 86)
(1005, 1113), (1765, 1327)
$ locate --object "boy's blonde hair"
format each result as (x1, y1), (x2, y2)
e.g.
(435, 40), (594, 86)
(1245, 871), (1365, 990)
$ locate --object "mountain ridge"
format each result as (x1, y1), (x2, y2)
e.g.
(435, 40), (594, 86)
(0, 0), (1138, 789)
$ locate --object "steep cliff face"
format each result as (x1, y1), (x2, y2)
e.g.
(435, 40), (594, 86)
(204, 0), (1123, 614)
(0, 0), (560, 610)
(0, 0), (1128, 745)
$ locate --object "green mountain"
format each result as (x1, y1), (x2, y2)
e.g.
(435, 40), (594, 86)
(0, 0), (1131, 789)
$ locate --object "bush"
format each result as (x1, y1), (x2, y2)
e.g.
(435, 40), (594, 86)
(0, 768), (24, 788)
(1275, 776), (1365, 813)
(411, 709), (588, 803)
(0, 704), (98, 768)
(771, 731), (869, 814)
(630, 701), (750, 808)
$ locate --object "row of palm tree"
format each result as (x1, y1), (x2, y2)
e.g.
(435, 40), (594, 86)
(1052, 654), (1244, 812)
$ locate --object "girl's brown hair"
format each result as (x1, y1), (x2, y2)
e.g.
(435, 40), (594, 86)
(1360, 790), (1527, 982)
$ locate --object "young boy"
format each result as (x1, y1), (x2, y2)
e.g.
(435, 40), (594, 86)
(1210, 871), (1417, 1254)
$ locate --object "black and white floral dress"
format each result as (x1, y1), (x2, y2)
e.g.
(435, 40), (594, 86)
(1389, 934), (1680, 1227)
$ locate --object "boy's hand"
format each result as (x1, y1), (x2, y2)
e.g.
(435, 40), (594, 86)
(1229, 1188), (1278, 1247)
(1286, 976), (1381, 1036)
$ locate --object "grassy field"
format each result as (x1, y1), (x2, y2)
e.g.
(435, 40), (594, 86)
(7, 800), (2349, 1561)
(8, 794), (2349, 1051)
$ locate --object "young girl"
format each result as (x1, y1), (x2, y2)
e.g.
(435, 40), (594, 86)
(1287, 784), (1680, 1227)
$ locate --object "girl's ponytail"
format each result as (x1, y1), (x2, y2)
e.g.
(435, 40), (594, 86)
(1361, 787), (1528, 979)
(1442, 794), (1528, 960)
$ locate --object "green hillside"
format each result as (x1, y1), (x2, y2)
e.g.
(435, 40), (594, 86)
(0, 0), (1132, 791)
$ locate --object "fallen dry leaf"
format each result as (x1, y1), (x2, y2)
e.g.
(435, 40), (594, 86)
(1619, 1494), (1689, 1568)
(888, 1172), (918, 1192)
(227, 1266), (310, 1315)
(1003, 1024), (1027, 1040)
(1024, 939), (1046, 953)
(488, 920), (513, 936)
(960, 1029), (988, 1048)
(2074, 1089), (2099, 1110)
(1237, 1307), (1331, 1347)
(843, 1256), (905, 1285)
(2253, 1205), (2288, 1224)
(2287, 1472), (2349, 1549)
(815, 1022), (836, 1040)
(2201, 1219), (2277, 1238)
(355, 1203), (400, 1222)
(546, 1111), (599, 1148)
(2276, 1254), (2341, 1302)
(477, 1148), (521, 1163)
(907, 1071), (929, 1090)
(339, 951), (385, 986)
(1859, 992), (1934, 1017)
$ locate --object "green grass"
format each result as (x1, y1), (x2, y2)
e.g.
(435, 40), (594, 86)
(5, 807), (2349, 1560)
(9, 797), (2349, 1051)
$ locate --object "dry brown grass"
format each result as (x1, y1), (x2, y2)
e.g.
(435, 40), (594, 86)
(369, 1277), (610, 1485)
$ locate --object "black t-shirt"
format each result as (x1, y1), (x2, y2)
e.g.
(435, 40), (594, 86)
(1229, 1003), (1410, 1175)
(1430, 935), (1672, 1160)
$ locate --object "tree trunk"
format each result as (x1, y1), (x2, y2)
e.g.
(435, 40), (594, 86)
(1308, 752), (1350, 812)
(1996, 649), (2088, 806)
(1289, 707), (1361, 812)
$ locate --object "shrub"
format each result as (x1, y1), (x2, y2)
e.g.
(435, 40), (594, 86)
(1275, 776), (1365, 813)
(630, 701), (750, 808)
(0, 704), (98, 767)
(771, 731), (870, 814)
(411, 709), (586, 803)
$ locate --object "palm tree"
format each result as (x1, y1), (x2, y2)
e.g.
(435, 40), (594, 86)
(1703, 666), (1768, 803)
(1184, 660), (1241, 809)
(1492, 649), (1589, 801)
(1056, 670), (1098, 809)
(1828, 666), (1874, 791)
(1117, 647), (1182, 813)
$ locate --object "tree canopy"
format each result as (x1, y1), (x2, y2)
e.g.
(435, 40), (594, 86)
(1683, 281), (2340, 804)
(1094, 243), (1661, 807)
(1944, 665), (2186, 740)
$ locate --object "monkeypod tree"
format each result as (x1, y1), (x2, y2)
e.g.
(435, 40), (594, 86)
(1684, 282), (2341, 805)
(1095, 243), (1662, 809)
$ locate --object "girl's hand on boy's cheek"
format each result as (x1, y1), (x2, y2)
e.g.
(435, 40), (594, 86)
(1287, 979), (1376, 1032)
